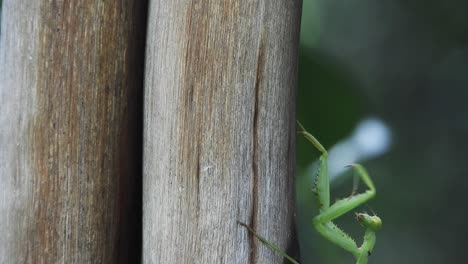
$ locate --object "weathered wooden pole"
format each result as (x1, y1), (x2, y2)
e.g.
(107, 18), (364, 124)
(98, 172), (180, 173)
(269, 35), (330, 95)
(0, 1), (147, 263)
(143, 1), (302, 263)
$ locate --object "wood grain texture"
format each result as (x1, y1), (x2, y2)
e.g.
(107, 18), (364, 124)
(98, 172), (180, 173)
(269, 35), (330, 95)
(0, 0), (147, 263)
(143, 1), (302, 263)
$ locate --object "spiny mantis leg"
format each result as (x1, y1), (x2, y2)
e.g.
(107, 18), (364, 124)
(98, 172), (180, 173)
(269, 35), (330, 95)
(298, 122), (381, 262)
(297, 121), (330, 210)
(312, 164), (376, 258)
(314, 164), (375, 224)
(239, 122), (381, 264)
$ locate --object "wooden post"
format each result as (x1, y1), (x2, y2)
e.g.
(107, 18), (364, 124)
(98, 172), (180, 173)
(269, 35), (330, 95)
(0, 1), (147, 262)
(143, 1), (302, 263)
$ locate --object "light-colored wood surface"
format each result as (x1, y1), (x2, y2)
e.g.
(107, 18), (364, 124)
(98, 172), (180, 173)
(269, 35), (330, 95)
(143, 1), (302, 263)
(0, 1), (146, 262)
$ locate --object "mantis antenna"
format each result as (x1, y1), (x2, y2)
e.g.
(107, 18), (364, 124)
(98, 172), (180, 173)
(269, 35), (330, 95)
(239, 121), (382, 264)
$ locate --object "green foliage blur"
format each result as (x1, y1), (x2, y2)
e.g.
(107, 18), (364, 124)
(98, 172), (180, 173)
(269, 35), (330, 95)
(296, 0), (468, 263)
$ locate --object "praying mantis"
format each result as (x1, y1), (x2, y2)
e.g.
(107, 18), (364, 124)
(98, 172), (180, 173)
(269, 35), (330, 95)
(239, 122), (382, 264)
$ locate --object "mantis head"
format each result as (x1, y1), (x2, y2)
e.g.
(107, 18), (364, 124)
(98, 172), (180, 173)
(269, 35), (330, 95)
(355, 213), (382, 231)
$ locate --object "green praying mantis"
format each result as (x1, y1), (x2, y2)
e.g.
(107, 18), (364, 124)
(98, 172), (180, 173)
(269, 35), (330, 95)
(239, 122), (382, 264)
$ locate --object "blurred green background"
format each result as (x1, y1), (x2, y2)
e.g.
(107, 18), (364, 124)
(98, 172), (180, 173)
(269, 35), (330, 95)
(296, 0), (468, 263)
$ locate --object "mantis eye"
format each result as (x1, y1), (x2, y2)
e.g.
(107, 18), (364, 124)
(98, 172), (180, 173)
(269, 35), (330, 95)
(356, 213), (382, 231)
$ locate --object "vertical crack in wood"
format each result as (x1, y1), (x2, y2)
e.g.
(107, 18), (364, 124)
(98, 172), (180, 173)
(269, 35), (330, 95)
(249, 36), (264, 264)
(196, 145), (201, 220)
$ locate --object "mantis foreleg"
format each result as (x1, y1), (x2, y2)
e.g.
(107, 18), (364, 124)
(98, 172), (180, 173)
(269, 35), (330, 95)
(240, 122), (382, 264)
(299, 122), (381, 264)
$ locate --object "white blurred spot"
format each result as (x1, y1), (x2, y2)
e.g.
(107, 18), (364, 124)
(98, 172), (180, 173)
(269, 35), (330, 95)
(352, 118), (392, 158)
(326, 117), (392, 180)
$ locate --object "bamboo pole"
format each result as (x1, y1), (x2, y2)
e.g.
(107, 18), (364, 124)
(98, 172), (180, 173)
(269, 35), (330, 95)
(0, 1), (147, 262)
(143, 1), (302, 263)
